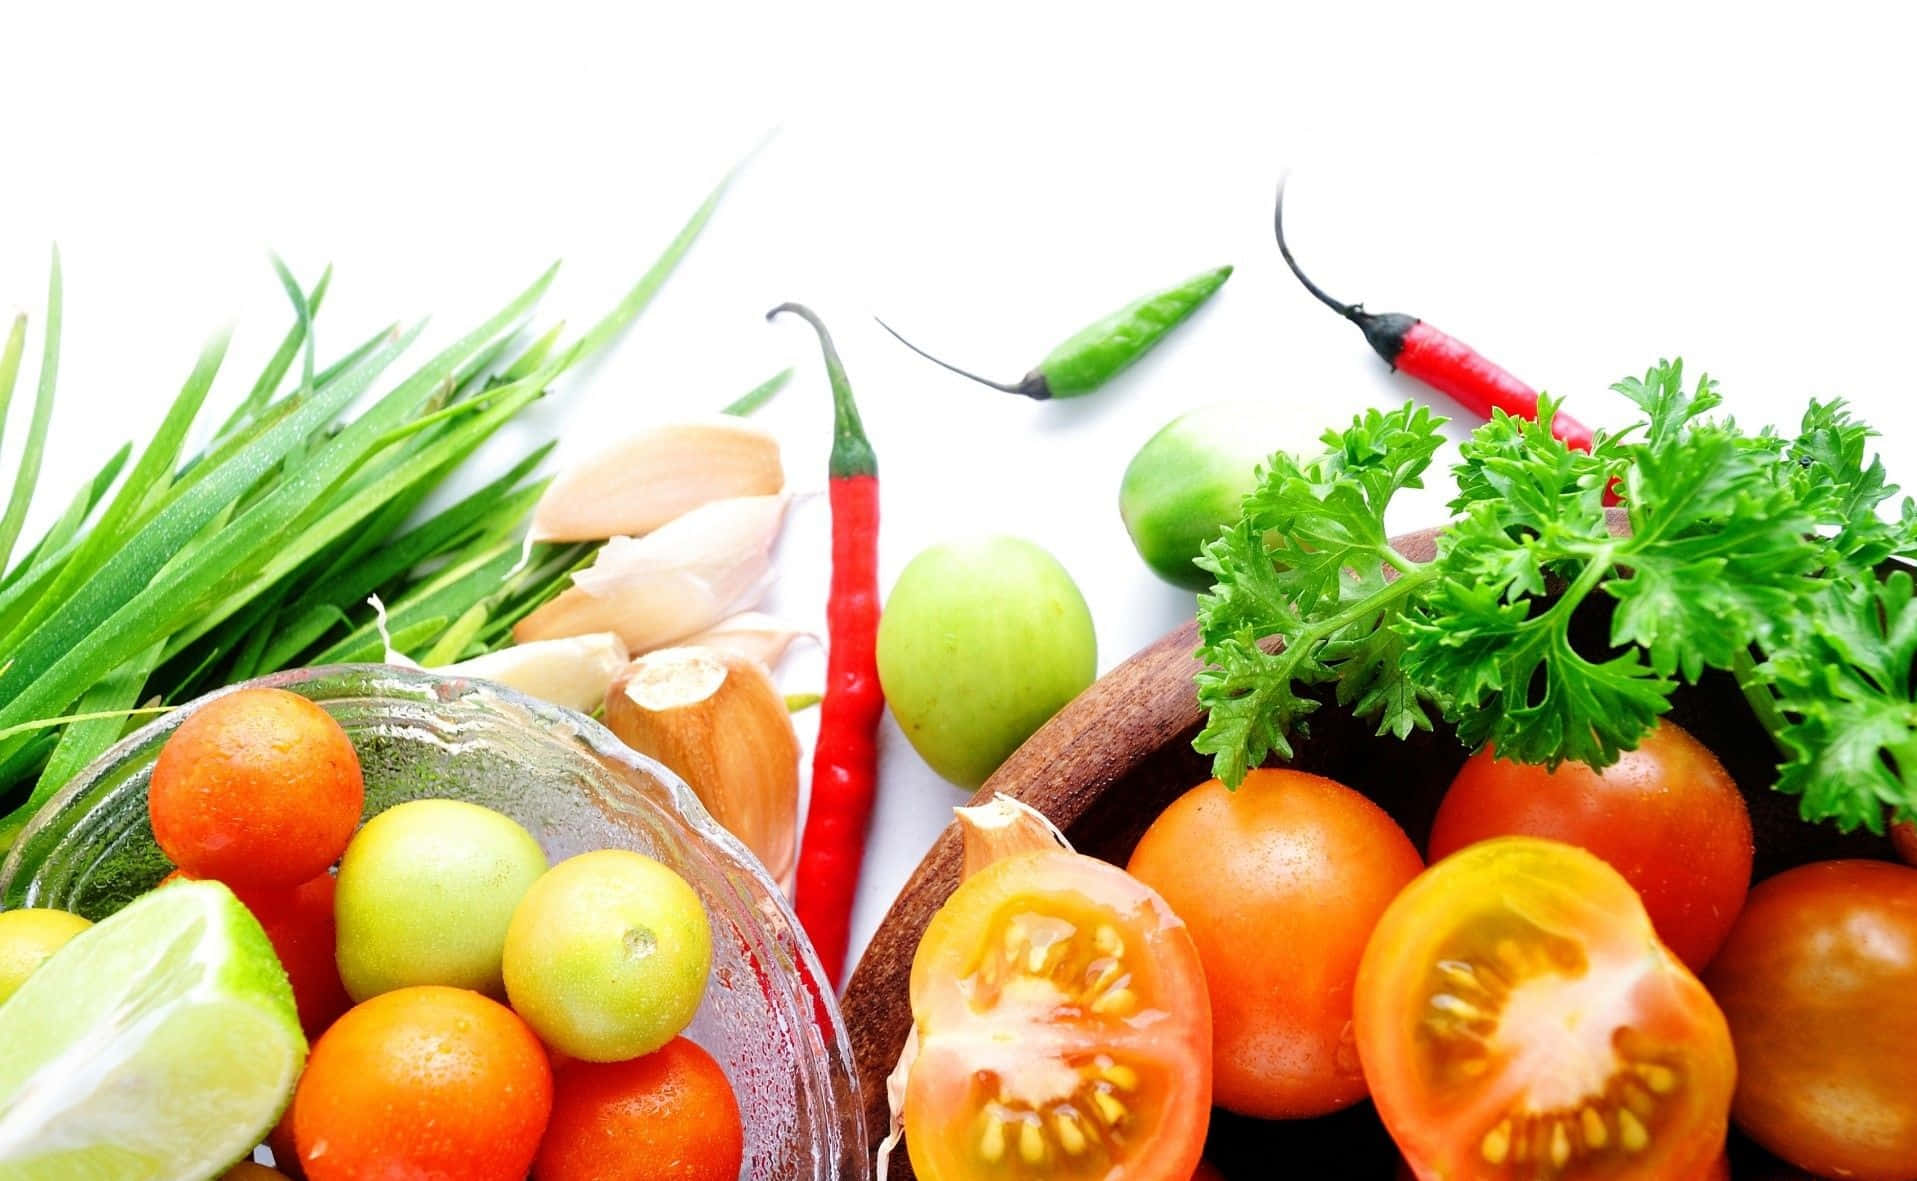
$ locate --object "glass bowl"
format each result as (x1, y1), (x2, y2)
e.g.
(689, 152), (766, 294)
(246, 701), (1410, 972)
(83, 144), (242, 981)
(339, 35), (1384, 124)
(0, 665), (870, 1180)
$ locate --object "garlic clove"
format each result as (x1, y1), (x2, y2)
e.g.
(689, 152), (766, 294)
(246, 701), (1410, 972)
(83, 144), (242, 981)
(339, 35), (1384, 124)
(529, 416), (783, 543)
(953, 793), (1074, 878)
(672, 611), (816, 671)
(514, 494), (790, 653)
(435, 632), (627, 714)
(603, 645), (800, 892)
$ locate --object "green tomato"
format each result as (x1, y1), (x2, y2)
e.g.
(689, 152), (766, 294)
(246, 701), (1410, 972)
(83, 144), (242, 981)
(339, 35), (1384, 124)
(877, 536), (1096, 789)
(502, 849), (712, 1061)
(334, 798), (547, 1001)
(1120, 401), (1305, 591)
(0, 908), (91, 1004)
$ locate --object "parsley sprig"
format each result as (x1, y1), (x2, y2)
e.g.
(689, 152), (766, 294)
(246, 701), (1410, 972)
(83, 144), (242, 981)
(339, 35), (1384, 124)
(1194, 360), (1917, 832)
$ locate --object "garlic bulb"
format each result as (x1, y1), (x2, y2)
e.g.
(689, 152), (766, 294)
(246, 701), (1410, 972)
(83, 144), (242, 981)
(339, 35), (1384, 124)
(528, 416), (784, 543)
(603, 646), (800, 891)
(514, 494), (790, 653)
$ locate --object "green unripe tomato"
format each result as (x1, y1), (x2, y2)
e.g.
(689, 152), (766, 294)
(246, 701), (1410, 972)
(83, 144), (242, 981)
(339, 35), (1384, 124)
(877, 536), (1096, 789)
(1120, 401), (1305, 591)
(334, 798), (548, 1001)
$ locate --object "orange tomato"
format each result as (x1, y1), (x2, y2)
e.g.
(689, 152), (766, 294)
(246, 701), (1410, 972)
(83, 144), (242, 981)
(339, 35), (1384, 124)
(1705, 860), (1917, 1180)
(292, 986), (551, 1181)
(534, 1037), (743, 1181)
(150, 688), (363, 889)
(1428, 720), (1753, 970)
(1357, 838), (1734, 1181)
(905, 850), (1212, 1180)
(162, 869), (350, 1039)
(1127, 770), (1424, 1118)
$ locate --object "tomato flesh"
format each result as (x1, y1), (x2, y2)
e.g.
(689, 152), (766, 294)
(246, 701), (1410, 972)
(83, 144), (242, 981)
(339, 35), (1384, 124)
(1428, 720), (1753, 971)
(1356, 837), (1734, 1181)
(906, 850), (1211, 1180)
(1703, 859), (1917, 1181)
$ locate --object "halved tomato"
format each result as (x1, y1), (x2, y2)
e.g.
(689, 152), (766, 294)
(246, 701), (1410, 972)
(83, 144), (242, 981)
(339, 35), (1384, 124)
(905, 849), (1212, 1180)
(1355, 837), (1734, 1181)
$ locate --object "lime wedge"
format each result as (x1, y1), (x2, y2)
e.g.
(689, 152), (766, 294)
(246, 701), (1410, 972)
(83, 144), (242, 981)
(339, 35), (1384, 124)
(0, 880), (306, 1180)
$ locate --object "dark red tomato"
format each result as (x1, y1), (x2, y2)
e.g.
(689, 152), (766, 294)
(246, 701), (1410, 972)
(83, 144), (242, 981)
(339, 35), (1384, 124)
(162, 869), (350, 1038)
(1428, 719), (1752, 970)
(1359, 838), (1735, 1181)
(1704, 860), (1917, 1181)
(1893, 819), (1916, 867)
(1190, 1163), (1225, 1181)
(1127, 770), (1424, 1119)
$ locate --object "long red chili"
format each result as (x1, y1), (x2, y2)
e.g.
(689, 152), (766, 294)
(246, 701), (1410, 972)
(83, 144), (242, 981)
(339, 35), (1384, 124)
(1274, 181), (1600, 458)
(768, 302), (884, 989)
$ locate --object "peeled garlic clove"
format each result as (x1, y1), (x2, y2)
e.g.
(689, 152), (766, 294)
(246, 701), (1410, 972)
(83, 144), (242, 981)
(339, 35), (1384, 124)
(529, 416), (783, 543)
(435, 633), (627, 713)
(514, 494), (790, 653)
(604, 646), (800, 891)
(673, 612), (816, 671)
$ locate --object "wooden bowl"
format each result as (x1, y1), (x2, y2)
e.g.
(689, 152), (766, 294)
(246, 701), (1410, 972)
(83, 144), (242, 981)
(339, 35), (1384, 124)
(842, 518), (1900, 1177)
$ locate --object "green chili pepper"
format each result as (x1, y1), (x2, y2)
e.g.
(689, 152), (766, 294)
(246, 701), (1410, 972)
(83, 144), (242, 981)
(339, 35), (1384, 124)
(877, 263), (1232, 400)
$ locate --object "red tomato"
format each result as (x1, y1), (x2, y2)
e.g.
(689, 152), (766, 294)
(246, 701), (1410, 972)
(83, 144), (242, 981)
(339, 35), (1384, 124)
(1127, 770), (1423, 1118)
(535, 1037), (742, 1181)
(905, 850), (1211, 1180)
(162, 869), (350, 1039)
(1893, 819), (1917, 867)
(1428, 720), (1752, 971)
(1703, 1152), (1730, 1180)
(149, 688), (363, 889)
(1190, 1163), (1226, 1181)
(1703, 860), (1917, 1181)
(1357, 837), (1734, 1181)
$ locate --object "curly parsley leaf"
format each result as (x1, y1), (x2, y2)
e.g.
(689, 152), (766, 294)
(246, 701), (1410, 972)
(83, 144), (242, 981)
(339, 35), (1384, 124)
(1196, 356), (1917, 830)
(1193, 405), (1445, 784)
(1769, 571), (1917, 830)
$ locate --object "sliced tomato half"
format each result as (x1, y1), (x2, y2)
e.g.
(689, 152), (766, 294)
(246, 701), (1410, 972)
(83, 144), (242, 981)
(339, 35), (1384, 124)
(1356, 837), (1734, 1181)
(905, 849), (1212, 1180)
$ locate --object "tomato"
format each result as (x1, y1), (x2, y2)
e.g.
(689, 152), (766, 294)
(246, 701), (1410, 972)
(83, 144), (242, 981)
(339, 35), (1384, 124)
(1428, 720), (1753, 970)
(534, 1037), (743, 1181)
(162, 869), (351, 1038)
(0, 907), (91, 1004)
(1893, 819), (1917, 867)
(1190, 1163), (1226, 1181)
(219, 1165), (290, 1180)
(1356, 837), (1734, 1181)
(1703, 860), (1917, 1181)
(149, 687), (364, 889)
(1126, 770), (1423, 1118)
(334, 798), (546, 1001)
(292, 986), (551, 1181)
(1703, 1153), (1730, 1181)
(503, 850), (712, 1061)
(905, 849), (1211, 1180)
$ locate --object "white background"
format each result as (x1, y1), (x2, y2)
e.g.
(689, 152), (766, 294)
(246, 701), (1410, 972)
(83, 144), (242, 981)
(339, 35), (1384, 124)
(4, 2), (1915, 977)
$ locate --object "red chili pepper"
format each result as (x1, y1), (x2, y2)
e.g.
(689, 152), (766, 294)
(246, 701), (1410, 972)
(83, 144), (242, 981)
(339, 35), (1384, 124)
(1274, 182), (1615, 495)
(768, 302), (884, 989)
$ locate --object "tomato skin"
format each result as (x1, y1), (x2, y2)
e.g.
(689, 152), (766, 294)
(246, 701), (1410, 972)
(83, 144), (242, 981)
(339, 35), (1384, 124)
(149, 688), (364, 890)
(1893, 819), (1917, 867)
(1357, 837), (1735, 1181)
(1127, 770), (1423, 1118)
(1703, 859), (1917, 1181)
(534, 1037), (742, 1181)
(1428, 720), (1752, 971)
(906, 849), (1211, 1181)
(293, 986), (551, 1181)
(162, 869), (350, 1039)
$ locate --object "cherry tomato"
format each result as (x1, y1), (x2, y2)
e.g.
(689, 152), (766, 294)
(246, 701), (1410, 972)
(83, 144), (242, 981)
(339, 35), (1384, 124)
(1703, 1153), (1730, 1181)
(1703, 860), (1917, 1181)
(535, 1037), (742, 1181)
(149, 687), (363, 889)
(905, 849), (1211, 1180)
(1357, 837), (1734, 1181)
(1127, 770), (1423, 1118)
(1190, 1163), (1226, 1181)
(292, 986), (551, 1181)
(1428, 720), (1752, 970)
(1892, 819), (1916, 867)
(161, 869), (351, 1039)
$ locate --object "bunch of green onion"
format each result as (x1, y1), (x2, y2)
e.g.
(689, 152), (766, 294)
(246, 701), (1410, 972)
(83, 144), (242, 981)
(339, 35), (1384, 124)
(0, 174), (732, 848)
